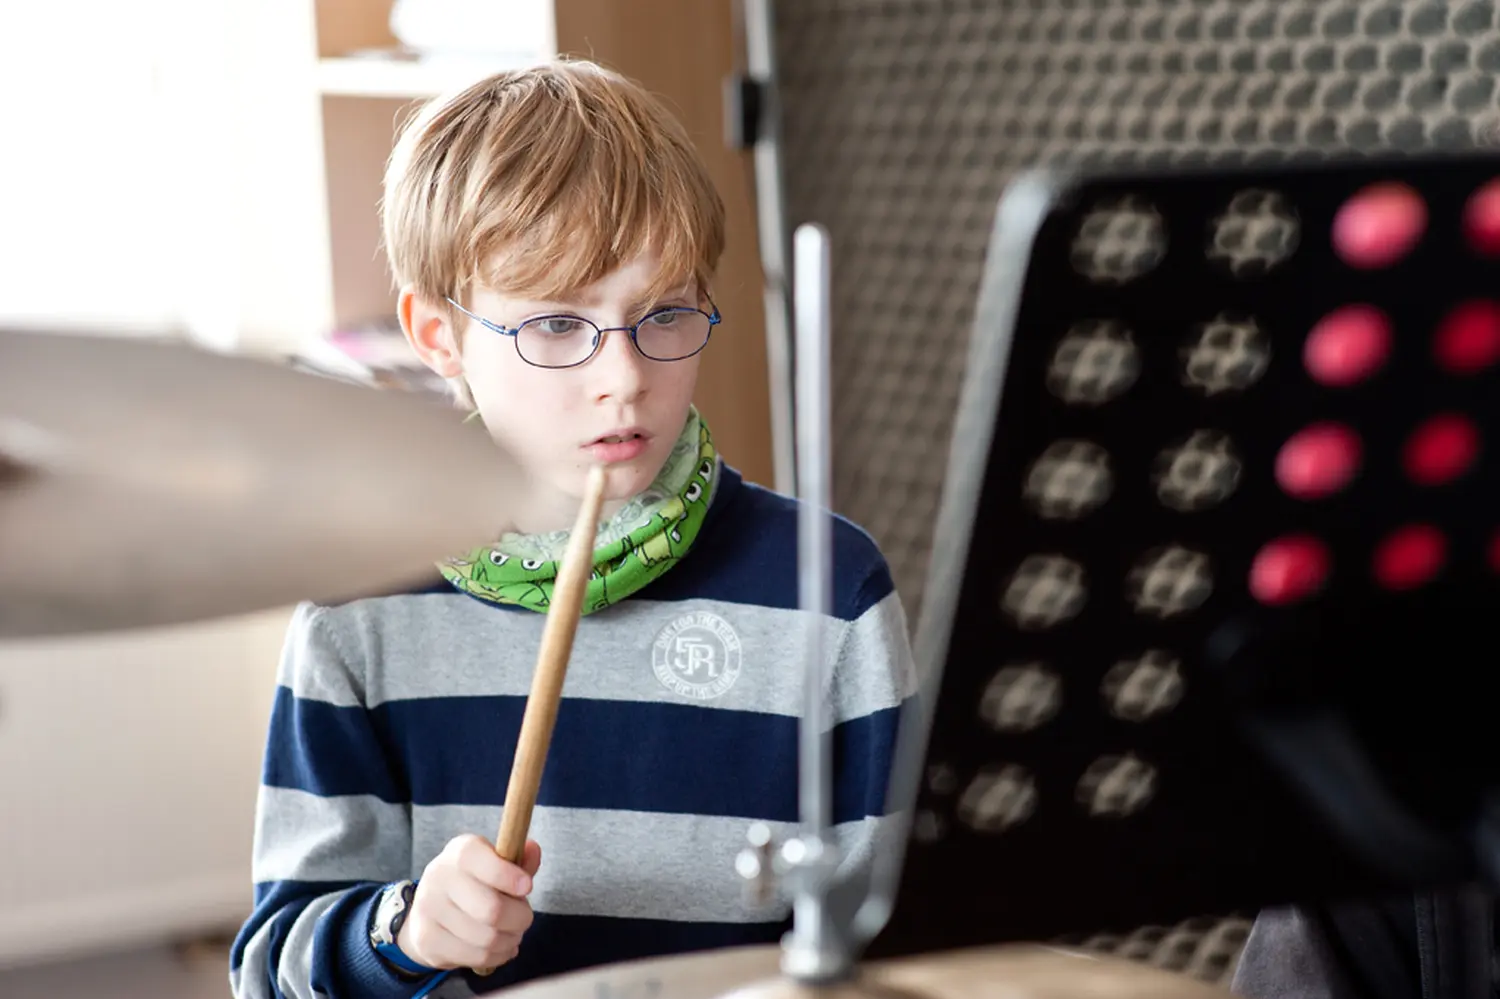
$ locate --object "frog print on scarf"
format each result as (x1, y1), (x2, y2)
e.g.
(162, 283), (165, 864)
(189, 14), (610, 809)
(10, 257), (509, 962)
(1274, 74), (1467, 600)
(634, 451), (713, 571)
(443, 549), (556, 609)
(440, 409), (719, 614)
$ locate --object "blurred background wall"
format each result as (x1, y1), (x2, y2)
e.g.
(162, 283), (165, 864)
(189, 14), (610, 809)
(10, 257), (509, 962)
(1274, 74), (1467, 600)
(769, 0), (1500, 619)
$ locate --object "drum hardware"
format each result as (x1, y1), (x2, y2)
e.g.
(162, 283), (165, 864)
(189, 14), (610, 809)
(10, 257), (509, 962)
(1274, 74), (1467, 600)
(735, 224), (850, 984)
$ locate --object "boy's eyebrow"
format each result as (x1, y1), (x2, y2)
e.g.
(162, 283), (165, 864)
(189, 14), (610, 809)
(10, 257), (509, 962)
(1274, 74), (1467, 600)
(519, 284), (696, 317)
(632, 290), (695, 313)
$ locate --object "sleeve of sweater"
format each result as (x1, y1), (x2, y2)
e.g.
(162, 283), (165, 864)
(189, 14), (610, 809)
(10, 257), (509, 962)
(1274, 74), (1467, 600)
(826, 544), (920, 875)
(229, 602), (444, 999)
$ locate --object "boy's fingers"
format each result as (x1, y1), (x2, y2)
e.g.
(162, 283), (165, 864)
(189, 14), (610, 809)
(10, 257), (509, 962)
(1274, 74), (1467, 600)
(446, 878), (505, 930)
(457, 837), (534, 896)
(497, 898), (535, 936)
(434, 898), (501, 951)
(522, 840), (543, 878)
(401, 917), (458, 972)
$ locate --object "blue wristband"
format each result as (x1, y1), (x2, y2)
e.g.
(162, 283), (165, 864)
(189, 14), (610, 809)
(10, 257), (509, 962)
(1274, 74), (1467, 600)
(374, 940), (435, 977)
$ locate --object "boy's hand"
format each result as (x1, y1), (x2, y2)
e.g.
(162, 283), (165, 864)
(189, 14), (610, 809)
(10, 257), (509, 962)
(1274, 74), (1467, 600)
(397, 834), (542, 972)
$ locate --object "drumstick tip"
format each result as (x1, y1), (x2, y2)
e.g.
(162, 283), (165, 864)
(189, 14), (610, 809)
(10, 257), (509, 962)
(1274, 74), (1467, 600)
(583, 462), (608, 504)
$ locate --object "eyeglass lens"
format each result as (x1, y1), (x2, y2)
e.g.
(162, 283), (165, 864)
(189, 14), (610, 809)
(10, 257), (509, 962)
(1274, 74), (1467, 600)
(516, 309), (712, 367)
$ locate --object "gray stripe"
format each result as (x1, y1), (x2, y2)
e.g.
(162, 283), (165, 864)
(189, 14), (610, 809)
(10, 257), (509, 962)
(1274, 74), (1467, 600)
(413, 804), (790, 923)
(290, 593), (912, 725)
(253, 787), (410, 884)
(231, 891), (345, 999)
(274, 602), (371, 705)
(835, 593), (919, 721)
(410, 805), (895, 924)
(276, 893), (344, 999)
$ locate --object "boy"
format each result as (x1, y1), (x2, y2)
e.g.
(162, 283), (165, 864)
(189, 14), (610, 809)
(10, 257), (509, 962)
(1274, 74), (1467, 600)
(230, 60), (917, 999)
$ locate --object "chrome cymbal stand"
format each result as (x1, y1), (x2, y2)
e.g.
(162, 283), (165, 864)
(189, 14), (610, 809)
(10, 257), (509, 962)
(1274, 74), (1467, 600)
(736, 223), (852, 984)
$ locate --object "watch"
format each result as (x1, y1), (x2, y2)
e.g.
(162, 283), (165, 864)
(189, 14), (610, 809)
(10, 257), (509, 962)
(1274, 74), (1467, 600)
(370, 880), (430, 977)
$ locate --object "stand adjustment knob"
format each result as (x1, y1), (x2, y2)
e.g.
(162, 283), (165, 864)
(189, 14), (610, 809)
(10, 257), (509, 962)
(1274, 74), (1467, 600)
(736, 822), (778, 908)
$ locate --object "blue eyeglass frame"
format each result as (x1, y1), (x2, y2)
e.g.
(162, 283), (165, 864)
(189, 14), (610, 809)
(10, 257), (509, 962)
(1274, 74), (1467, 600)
(444, 295), (722, 369)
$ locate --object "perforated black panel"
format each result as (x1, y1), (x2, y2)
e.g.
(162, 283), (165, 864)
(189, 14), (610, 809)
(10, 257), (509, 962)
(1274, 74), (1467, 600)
(768, 0), (1500, 981)
(774, 0), (1500, 617)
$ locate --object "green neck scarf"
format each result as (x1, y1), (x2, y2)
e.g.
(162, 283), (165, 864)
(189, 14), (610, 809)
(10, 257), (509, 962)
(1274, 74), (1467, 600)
(440, 409), (718, 614)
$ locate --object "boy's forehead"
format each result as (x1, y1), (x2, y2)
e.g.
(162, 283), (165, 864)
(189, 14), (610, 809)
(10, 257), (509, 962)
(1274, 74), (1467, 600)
(483, 252), (696, 306)
(569, 275), (696, 306)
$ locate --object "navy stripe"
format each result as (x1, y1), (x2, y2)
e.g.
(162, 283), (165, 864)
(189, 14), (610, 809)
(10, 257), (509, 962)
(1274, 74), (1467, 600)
(270, 693), (904, 821)
(837, 703), (905, 820)
(642, 467), (897, 618)
(381, 697), (902, 821)
(262, 686), (407, 802)
(461, 910), (790, 990)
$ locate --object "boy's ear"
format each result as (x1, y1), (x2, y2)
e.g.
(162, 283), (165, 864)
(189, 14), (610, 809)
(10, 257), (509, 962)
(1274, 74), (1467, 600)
(399, 287), (464, 378)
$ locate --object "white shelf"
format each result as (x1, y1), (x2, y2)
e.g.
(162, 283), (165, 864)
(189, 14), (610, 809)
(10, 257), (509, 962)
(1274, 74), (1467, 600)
(316, 54), (540, 99)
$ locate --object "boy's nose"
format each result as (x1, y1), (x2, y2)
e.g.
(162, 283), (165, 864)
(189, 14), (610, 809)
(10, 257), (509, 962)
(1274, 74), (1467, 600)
(590, 327), (647, 401)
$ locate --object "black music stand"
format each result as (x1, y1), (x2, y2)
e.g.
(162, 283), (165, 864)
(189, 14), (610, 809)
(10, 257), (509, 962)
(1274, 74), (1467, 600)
(842, 153), (1500, 960)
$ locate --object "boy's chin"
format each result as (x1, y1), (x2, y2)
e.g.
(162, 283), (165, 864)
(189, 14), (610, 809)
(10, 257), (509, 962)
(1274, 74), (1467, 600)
(596, 462), (660, 501)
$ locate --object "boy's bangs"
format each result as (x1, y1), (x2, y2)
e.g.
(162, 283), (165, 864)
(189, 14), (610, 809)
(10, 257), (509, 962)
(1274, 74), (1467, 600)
(473, 167), (713, 309)
(388, 61), (726, 320)
(477, 205), (706, 309)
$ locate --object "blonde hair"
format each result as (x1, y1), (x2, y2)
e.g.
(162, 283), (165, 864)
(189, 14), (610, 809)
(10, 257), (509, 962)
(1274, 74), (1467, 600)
(382, 59), (726, 366)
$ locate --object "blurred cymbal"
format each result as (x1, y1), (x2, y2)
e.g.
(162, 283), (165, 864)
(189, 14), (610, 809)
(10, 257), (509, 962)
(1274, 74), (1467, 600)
(491, 943), (1232, 999)
(494, 945), (781, 999)
(0, 330), (523, 638)
(722, 945), (1234, 999)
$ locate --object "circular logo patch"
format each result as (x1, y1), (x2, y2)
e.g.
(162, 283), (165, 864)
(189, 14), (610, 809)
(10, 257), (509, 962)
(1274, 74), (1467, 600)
(651, 611), (743, 700)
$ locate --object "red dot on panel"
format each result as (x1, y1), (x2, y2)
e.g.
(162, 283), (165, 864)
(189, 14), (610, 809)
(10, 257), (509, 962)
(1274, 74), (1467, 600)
(1303, 305), (1393, 386)
(1276, 423), (1362, 499)
(1372, 524), (1447, 591)
(1331, 182), (1428, 269)
(1250, 535), (1331, 605)
(1433, 300), (1500, 374)
(1402, 413), (1480, 486)
(1463, 179), (1500, 257)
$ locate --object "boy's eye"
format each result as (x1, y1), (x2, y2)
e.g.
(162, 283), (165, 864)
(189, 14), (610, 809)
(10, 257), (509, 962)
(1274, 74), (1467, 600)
(645, 309), (684, 326)
(532, 317), (586, 336)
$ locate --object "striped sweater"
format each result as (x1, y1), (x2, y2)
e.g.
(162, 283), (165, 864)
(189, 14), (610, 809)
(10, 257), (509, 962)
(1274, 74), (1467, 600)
(230, 464), (917, 999)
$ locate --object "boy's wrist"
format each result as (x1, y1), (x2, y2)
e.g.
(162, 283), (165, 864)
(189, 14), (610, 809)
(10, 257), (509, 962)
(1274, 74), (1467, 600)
(369, 880), (433, 978)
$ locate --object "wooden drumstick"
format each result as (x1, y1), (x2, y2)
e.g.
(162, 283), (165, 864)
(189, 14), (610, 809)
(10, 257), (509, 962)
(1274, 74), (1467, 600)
(475, 463), (608, 976)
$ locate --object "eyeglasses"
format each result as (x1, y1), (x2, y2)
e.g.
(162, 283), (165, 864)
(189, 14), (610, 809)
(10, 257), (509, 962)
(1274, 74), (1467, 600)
(445, 296), (721, 369)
